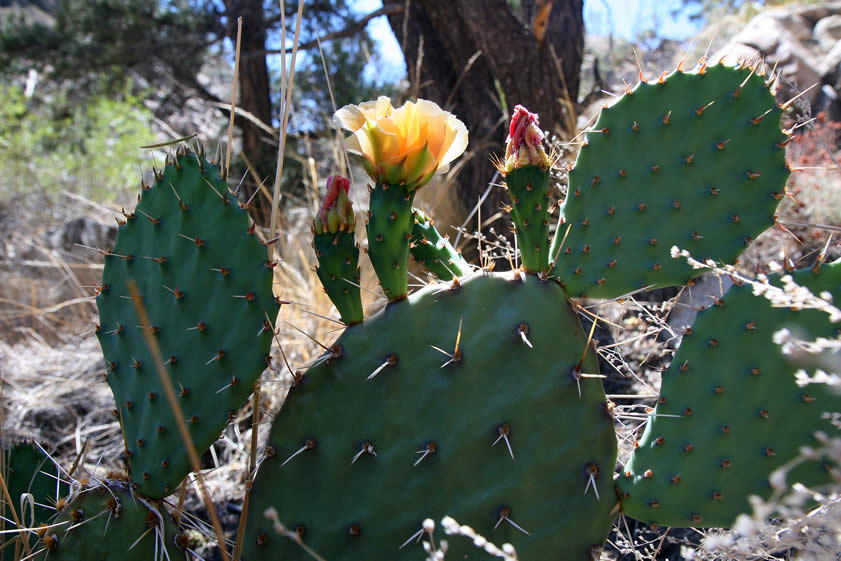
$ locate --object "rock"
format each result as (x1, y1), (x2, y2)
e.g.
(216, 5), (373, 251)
(732, 10), (813, 49)
(45, 216), (116, 253)
(774, 40), (823, 97)
(712, 8), (824, 106)
(814, 14), (841, 51)
(820, 38), (841, 79)
(790, 1), (841, 25)
(665, 273), (735, 348)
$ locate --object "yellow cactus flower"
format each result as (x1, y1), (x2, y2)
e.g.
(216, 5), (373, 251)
(334, 96), (469, 190)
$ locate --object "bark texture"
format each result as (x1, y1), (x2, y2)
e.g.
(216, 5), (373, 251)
(225, 0), (275, 224)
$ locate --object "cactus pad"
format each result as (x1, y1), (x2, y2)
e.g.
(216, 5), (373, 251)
(505, 165), (553, 273)
(2, 442), (67, 552)
(96, 150), (279, 498)
(551, 63), (788, 298)
(314, 230), (363, 325)
(243, 271), (618, 560)
(409, 209), (470, 280)
(618, 261), (841, 527)
(32, 480), (186, 560)
(367, 182), (415, 300)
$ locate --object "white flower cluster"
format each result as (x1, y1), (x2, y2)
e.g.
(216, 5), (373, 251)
(422, 516), (519, 561)
(670, 246), (841, 322)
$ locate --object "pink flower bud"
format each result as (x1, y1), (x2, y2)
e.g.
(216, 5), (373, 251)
(315, 176), (354, 235)
(503, 105), (550, 172)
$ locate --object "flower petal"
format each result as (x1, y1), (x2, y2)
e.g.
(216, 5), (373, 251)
(438, 114), (469, 169)
(334, 104), (367, 131)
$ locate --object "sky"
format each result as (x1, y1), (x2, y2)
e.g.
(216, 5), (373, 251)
(354, 0), (703, 81)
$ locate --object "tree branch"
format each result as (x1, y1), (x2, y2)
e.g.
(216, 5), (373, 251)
(250, 3), (403, 58)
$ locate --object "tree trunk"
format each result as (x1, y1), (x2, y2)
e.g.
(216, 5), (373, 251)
(225, 0), (275, 224)
(388, 0), (583, 254)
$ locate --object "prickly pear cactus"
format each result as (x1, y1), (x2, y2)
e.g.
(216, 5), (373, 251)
(79, 60), (838, 560)
(243, 271), (618, 560)
(96, 148), (279, 498)
(619, 261), (841, 527)
(31, 480), (186, 560)
(238, 62), (841, 559)
(550, 63), (789, 298)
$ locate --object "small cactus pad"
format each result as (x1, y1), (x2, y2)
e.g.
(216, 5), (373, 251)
(551, 63), (788, 298)
(314, 230), (363, 325)
(618, 261), (841, 527)
(313, 176), (362, 325)
(367, 182), (416, 300)
(96, 150), (279, 498)
(505, 165), (553, 273)
(409, 209), (470, 280)
(243, 271), (617, 560)
(31, 480), (186, 560)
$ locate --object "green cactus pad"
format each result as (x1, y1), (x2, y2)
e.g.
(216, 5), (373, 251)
(243, 271), (617, 561)
(409, 209), (470, 280)
(96, 150), (279, 498)
(31, 480), (186, 560)
(367, 182), (415, 300)
(550, 63), (788, 298)
(314, 230), (363, 325)
(2, 442), (67, 552)
(505, 165), (552, 273)
(618, 261), (841, 528)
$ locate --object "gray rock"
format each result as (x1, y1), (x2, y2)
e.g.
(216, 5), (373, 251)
(712, 8), (823, 105)
(814, 14), (841, 51)
(820, 38), (841, 79)
(46, 217), (116, 253)
(666, 273), (735, 348)
(789, 2), (841, 25)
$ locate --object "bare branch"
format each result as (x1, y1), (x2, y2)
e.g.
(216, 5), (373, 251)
(249, 3), (404, 58)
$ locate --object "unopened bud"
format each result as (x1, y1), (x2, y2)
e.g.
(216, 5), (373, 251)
(314, 176), (355, 235)
(504, 105), (550, 171)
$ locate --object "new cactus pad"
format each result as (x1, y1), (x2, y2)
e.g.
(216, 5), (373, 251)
(96, 149), (279, 498)
(409, 209), (470, 280)
(500, 105), (554, 273)
(619, 261), (841, 527)
(243, 270), (618, 560)
(313, 176), (363, 325)
(366, 182), (416, 300)
(550, 63), (789, 298)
